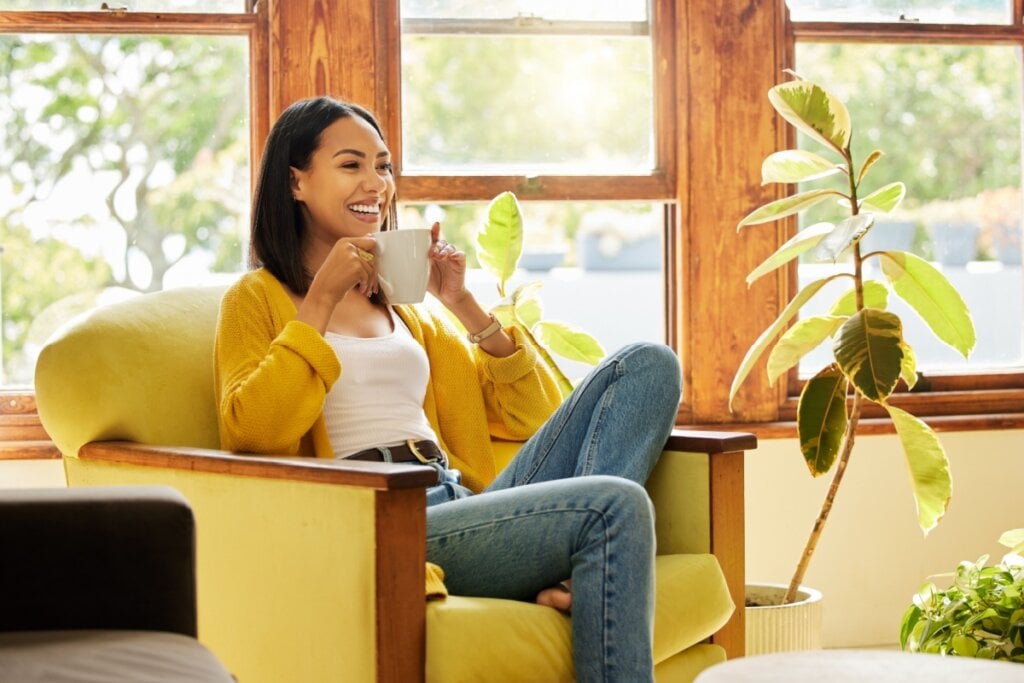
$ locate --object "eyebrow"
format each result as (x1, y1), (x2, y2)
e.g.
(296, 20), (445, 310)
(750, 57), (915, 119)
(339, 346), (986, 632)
(331, 148), (390, 159)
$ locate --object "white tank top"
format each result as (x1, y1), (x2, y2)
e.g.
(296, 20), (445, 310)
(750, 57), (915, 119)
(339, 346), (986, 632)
(322, 309), (439, 458)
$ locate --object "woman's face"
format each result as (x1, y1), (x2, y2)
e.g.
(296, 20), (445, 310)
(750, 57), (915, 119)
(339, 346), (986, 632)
(290, 115), (396, 244)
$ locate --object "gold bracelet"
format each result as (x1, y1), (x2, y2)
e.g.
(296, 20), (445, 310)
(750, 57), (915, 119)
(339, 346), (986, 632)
(467, 314), (503, 344)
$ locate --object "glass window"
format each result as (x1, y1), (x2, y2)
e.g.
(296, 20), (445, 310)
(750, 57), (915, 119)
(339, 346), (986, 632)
(785, 0), (1011, 24)
(0, 1), (247, 11)
(0, 34), (250, 386)
(399, 0), (655, 175)
(793, 42), (1024, 375)
(400, 0), (647, 22)
(399, 201), (664, 380)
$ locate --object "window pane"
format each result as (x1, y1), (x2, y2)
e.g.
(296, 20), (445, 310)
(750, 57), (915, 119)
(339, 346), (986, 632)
(785, 0), (1011, 24)
(401, 34), (654, 174)
(793, 43), (1023, 375)
(398, 201), (664, 380)
(0, 0), (246, 11)
(0, 34), (250, 386)
(400, 0), (647, 22)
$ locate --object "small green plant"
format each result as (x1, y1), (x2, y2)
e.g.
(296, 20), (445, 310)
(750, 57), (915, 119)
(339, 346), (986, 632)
(900, 529), (1024, 661)
(474, 191), (605, 394)
(731, 77), (976, 604)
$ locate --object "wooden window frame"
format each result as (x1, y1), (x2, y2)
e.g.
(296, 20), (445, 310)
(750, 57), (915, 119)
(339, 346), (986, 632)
(773, 3), (1024, 428)
(0, 3), (269, 447)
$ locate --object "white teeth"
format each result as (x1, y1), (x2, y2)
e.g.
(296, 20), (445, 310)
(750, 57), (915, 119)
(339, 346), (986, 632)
(350, 204), (380, 215)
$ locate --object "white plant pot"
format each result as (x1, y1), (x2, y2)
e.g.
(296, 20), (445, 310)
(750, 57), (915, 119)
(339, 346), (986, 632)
(745, 583), (823, 656)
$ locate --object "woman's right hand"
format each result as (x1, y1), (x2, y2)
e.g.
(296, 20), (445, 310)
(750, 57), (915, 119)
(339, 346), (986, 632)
(309, 235), (379, 303)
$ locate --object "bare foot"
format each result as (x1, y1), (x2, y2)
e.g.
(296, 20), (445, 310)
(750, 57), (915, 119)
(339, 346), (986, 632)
(536, 580), (572, 613)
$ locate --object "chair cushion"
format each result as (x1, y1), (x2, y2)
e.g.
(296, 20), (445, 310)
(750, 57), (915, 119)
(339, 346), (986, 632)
(426, 553), (733, 682)
(0, 630), (234, 682)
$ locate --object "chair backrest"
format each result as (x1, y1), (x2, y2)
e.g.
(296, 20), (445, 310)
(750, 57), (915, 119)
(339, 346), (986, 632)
(35, 286), (228, 457)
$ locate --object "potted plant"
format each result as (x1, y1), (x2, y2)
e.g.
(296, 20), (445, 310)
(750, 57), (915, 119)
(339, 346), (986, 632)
(900, 528), (1024, 662)
(474, 191), (605, 395)
(731, 78), (976, 652)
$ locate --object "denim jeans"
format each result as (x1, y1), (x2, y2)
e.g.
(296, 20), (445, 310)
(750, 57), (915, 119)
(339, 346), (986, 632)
(425, 342), (681, 682)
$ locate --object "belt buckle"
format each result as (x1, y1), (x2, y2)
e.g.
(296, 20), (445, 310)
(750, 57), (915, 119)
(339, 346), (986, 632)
(407, 440), (440, 465)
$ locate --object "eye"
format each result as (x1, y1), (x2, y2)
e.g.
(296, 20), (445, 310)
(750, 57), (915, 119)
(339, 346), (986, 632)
(340, 161), (360, 170)
(378, 161), (393, 173)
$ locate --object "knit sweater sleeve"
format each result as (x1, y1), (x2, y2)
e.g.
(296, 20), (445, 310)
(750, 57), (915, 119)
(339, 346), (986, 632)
(214, 275), (341, 454)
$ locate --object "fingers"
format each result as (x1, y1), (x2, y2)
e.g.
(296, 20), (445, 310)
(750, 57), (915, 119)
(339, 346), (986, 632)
(430, 221), (441, 243)
(430, 238), (461, 260)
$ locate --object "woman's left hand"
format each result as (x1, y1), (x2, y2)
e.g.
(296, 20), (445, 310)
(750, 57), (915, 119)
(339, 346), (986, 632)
(427, 222), (470, 307)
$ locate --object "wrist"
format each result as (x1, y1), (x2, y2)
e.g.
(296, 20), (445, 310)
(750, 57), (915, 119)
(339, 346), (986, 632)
(441, 289), (475, 315)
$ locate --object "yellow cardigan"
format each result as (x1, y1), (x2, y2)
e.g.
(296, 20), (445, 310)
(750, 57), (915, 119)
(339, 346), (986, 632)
(214, 268), (563, 595)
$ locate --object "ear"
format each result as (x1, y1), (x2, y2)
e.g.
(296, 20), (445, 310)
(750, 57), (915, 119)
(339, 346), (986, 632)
(289, 166), (304, 202)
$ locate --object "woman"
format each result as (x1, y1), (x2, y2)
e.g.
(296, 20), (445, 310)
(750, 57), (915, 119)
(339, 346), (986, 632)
(214, 96), (682, 682)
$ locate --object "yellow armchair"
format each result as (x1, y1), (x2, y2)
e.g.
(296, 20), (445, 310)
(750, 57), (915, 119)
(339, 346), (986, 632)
(35, 285), (753, 683)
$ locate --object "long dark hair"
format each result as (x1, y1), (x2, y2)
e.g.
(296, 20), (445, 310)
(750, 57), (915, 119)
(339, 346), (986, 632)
(250, 97), (398, 295)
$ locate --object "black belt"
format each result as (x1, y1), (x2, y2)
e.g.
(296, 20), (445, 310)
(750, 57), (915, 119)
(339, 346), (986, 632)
(346, 439), (446, 465)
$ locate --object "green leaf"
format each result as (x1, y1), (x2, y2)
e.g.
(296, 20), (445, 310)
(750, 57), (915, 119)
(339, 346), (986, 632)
(729, 275), (843, 408)
(510, 281), (544, 329)
(901, 341), (919, 390)
(833, 308), (904, 401)
(768, 79), (853, 154)
(814, 213), (875, 262)
(828, 281), (890, 316)
(952, 635), (980, 657)
(747, 222), (834, 285)
(798, 364), (849, 476)
(861, 182), (907, 213)
(737, 189), (846, 229)
(535, 320), (605, 365)
(880, 251), (976, 357)
(475, 191), (524, 291)
(999, 529), (1024, 555)
(857, 150), (884, 186)
(766, 315), (847, 384)
(886, 404), (952, 533)
(761, 149), (843, 184)
(899, 602), (922, 650)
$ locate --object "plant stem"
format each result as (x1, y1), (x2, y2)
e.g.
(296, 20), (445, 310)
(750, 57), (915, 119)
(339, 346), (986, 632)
(784, 392), (863, 604)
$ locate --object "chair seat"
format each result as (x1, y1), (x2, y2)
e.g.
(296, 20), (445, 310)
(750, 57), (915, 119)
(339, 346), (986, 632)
(426, 553), (733, 682)
(0, 630), (234, 683)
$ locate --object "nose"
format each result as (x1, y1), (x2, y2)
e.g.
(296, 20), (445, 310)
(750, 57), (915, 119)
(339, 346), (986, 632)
(362, 167), (387, 191)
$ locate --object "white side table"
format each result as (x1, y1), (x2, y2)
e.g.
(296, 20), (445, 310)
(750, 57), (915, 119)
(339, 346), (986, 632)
(694, 649), (1024, 682)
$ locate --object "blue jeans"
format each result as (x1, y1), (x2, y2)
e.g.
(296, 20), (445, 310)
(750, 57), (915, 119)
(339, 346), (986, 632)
(426, 342), (681, 682)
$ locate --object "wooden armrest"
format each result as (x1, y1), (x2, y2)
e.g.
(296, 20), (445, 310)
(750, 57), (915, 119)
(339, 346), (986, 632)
(79, 441), (438, 491)
(665, 428), (755, 661)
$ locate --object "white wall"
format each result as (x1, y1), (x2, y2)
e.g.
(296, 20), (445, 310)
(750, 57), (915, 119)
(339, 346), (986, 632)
(746, 429), (1024, 648)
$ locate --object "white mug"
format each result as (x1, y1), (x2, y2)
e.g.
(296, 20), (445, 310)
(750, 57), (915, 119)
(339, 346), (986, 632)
(375, 228), (432, 304)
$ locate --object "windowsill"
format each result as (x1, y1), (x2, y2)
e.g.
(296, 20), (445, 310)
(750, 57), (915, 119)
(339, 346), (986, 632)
(684, 412), (1024, 440)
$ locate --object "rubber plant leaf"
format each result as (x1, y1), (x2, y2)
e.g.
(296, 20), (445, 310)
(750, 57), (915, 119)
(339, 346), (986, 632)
(879, 251), (976, 357)
(766, 315), (847, 385)
(475, 191), (524, 291)
(768, 79), (853, 155)
(737, 188), (846, 229)
(761, 149), (842, 184)
(857, 149), (884, 186)
(797, 363), (849, 476)
(998, 528), (1024, 555)
(747, 222), (834, 285)
(833, 308), (904, 402)
(860, 181), (906, 213)
(814, 213), (875, 262)
(729, 275), (842, 409)
(511, 281), (544, 330)
(900, 341), (918, 390)
(535, 320), (605, 365)
(885, 403), (952, 533)
(828, 280), (890, 316)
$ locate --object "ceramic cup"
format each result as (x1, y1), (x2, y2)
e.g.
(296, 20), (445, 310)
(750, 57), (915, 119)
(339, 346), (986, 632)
(375, 228), (432, 304)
